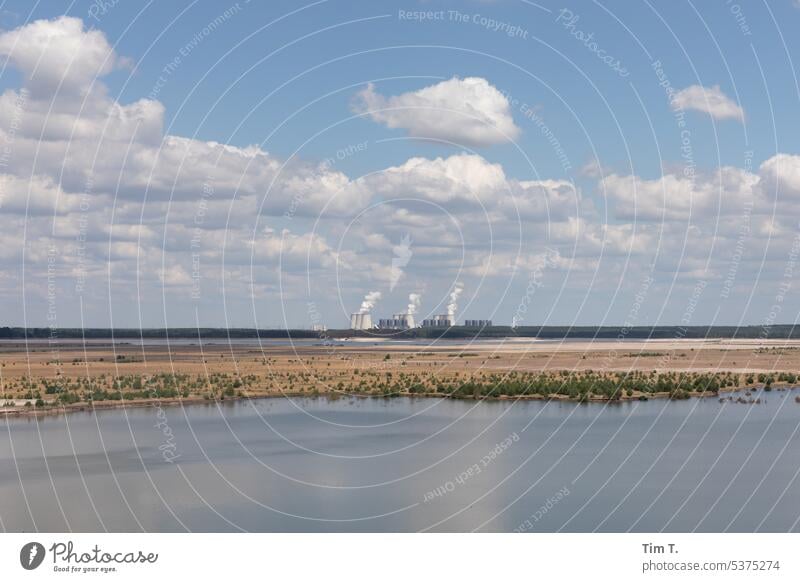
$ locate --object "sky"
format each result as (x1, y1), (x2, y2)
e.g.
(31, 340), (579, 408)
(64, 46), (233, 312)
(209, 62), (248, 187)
(1, 0), (800, 329)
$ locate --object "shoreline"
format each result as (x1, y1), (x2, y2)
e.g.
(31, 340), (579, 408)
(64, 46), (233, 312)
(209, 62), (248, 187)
(3, 338), (797, 420)
(2, 383), (787, 420)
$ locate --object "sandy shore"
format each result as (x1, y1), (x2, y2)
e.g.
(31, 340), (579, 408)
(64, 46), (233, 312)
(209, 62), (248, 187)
(2, 338), (798, 417)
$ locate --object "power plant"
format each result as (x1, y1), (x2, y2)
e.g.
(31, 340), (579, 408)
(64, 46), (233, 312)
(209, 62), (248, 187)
(350, 291), (381, 330)
(350, 285), (491, 330)
(421, 314), (454, 328)
(350, 312), (373, 330)
(378, 313), (415, 330)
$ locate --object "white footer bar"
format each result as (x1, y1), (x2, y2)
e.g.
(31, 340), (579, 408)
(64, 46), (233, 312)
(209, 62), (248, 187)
(2, 533), (796, 580)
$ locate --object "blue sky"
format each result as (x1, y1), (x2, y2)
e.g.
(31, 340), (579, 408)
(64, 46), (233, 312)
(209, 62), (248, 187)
(68, 0), (800, 174)
(2, 0), (800, 328)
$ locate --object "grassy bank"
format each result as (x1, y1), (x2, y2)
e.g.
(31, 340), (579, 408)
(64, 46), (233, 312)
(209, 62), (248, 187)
(4, 369), (797, 417)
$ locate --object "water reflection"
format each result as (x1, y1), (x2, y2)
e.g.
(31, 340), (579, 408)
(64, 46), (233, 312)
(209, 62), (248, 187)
(1, 392), (799, 532)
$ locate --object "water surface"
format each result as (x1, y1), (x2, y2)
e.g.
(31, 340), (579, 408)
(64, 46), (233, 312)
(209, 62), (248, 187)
(2, 391), (799, 532)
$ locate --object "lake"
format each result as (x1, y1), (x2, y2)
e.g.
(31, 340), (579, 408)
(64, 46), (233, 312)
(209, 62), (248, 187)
(2, 391), (799, 532)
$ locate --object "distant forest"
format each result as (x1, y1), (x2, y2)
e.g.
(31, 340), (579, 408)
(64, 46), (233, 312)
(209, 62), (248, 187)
(1, 325), (799, 340)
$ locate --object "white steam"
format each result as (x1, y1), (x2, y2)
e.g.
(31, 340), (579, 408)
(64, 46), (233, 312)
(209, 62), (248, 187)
(407, 293), (422, 315)
(359, 291), (381, 314)
(447, 282), (464, 318)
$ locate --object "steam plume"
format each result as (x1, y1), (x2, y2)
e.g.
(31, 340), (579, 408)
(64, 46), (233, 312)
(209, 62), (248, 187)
(447, 282), (464, 318)
(407, 293), (422, 315)
(359, 291), (381, 314)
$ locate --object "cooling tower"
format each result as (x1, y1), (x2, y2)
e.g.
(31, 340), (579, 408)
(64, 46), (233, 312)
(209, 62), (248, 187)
(350, 313), (373, 330)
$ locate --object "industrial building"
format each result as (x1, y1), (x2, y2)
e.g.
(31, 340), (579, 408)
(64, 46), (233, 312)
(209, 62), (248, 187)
(421, 314), (454, 328)
(464, 319), (492, 327)
(349, 313), (373, 330)
(378, 313), (415, 330)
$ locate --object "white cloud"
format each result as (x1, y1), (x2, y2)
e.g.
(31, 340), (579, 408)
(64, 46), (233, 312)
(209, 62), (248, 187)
(2, 16), (800, 326)
(0, 20), (368, 216)
(0, 16), (373, 314)
(601, 154), (800, 224)
(0, 16), (125, 97)
(250, 228), (343, 271)
(0, 174), (81, 215)
(355, 153), (578, 222)
(671, 84), (744, 121)
(509, 179), (579, 221)
(353, 77), (521, 146)
(758, 153), (800, 198)
(601, 167), (758, 221)
(0, 90), (164, 144)
(360, 153), (507, 205)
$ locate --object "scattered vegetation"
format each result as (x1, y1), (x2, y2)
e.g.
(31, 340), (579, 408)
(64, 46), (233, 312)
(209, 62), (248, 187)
(4, 345), (800, 413)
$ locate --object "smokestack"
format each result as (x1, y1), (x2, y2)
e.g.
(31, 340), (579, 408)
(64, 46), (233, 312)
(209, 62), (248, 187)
(407, 293), (422, 316)
(447, 282), (463, 319)
(359, 291), (381, 314)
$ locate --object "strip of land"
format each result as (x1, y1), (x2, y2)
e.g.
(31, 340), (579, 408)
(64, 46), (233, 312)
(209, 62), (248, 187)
(2, 338), (800, 416)
(3, 325), (800, 339)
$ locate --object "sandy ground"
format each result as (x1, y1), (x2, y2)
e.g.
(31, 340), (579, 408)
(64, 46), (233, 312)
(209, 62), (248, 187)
(1, 338), (798, 386)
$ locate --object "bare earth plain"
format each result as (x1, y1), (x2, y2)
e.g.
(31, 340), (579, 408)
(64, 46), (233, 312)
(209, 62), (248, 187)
(3, 338), (800, 415)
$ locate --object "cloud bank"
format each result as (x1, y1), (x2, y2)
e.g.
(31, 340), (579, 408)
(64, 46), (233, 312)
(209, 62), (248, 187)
(0, 16), (798, 327)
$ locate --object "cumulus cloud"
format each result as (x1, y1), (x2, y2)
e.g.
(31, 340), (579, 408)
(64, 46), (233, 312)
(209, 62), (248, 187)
(0, 16), (125, 97)
(0, 17), (371, 219)
(355, 153), (578, 221)
(671, 84), (744, 121)
(0, 174), (80, 215)
(758, 153), (800, 198)
(360, 153), (507, 206)
(250, 229), (344, 271)
(0, 18), (548, 320)
(0, 16), (369, 315)
(2, 16), (800, 326)
(352, 77), (521, 146)
(601, 167), (758, 221)
(510, 179), (579, 221)
(601, 154), (800, 223)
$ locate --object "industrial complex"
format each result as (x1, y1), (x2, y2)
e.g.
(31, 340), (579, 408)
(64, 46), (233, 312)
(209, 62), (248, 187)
(349, 287), (490, 330)
(354, 313), (492, 330)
